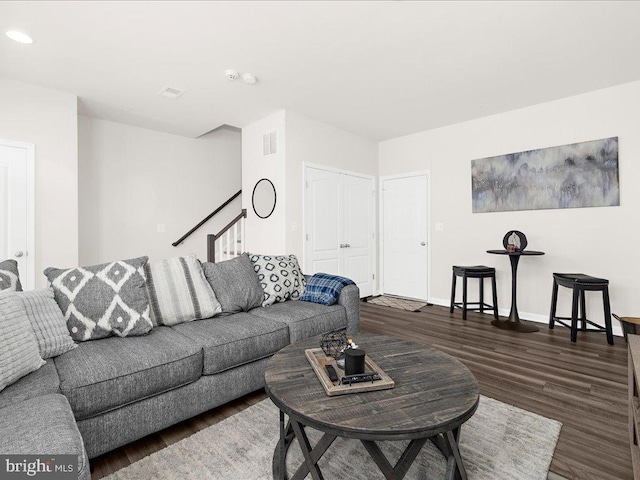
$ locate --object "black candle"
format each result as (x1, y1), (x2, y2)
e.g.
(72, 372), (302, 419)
(345, 349), (366, 375)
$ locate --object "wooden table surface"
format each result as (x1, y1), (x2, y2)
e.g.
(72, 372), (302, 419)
(265, 333), (480, 440)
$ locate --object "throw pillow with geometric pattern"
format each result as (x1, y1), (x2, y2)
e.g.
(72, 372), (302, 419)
(0, 259), (23, 292)
(43, 256), (152, 342)
(247, 253), (306, 307)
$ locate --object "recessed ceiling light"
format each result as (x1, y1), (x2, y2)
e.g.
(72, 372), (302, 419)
(5, 30), (33, 44)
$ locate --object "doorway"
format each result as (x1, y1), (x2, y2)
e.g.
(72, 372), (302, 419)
(381, 172), (429, 301)
(304, 165), (375, 297)
(0, 140), (35, 289)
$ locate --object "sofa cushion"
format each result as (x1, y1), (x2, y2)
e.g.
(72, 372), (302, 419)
(248, 301), (347, 343)
(247, 253), (306, 306)
(171, 313), (289, 375)
(17, 287), (78, 359)
(44, 256), (152, 341)
(145, 254), (221, 326)
(0, 292), (45, 393)
(202, 254), (263, 314)
(0, 394), (90, 480)
(54, 326), (202, 420)
(0, 360), (59, 410)
(0, 258), (22, 291)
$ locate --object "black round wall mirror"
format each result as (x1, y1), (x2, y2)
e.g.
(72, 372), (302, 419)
(252, 178), (277, 219)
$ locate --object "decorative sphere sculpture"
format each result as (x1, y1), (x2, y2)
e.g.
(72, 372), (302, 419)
(320, 331), (348, 359)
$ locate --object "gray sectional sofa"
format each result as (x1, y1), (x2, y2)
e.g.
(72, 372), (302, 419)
(0, 272), (359, 479)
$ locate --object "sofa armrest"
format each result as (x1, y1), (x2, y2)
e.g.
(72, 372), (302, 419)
(303, 275), (360, 334)
(337, 283), (360, 335)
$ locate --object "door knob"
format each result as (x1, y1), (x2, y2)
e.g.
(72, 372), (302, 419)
(345, 244), (351, 248)
(14, 251), (24, 258)
(420, 242), (426, 246)
(339, 244), (345, 248)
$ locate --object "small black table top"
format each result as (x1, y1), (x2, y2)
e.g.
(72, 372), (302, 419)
(487, 249), (545, 256)
(265, 333), (479, 440)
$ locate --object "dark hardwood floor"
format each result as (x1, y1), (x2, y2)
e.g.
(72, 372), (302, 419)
(91, 302), (632, 480)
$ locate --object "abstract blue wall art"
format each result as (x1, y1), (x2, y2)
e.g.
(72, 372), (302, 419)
(471, 137), (619, 213)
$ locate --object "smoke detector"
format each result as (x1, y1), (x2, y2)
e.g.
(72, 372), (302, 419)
(225, 69), (239, 81)
(158, 86), (185, 99)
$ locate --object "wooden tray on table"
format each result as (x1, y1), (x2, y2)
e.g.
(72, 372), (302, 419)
(305, 348), (395, 396)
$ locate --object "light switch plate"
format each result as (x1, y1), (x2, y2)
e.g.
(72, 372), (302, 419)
(157, 224), (166, 233)
(435, 222), (444, 231)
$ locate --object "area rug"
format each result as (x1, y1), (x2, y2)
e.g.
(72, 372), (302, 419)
(105, 396), (562, 480)
(366, 295), (428, 312)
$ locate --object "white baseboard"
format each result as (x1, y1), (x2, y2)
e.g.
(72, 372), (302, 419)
(428, 297), (623, 338)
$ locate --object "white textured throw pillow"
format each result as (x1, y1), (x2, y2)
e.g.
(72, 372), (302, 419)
(248, 254), (306, 307)
(0, 292), (45, 393)
(145, 255), (222, 326)
(16, 288), (77, 359)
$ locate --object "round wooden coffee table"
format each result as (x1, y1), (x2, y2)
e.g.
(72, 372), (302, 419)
(264, 333), (479, 480)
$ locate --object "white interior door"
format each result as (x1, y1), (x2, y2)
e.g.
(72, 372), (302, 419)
(382, 174), (428, 300)
(342, 174), (374, 297)
(0, 141), (34, 289)
(305, 166), (375, 298)
(305, 167), (342, 275)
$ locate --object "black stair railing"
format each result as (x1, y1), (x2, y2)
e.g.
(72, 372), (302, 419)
(207, 209), (247, 263)
(172, 190), (241, 247)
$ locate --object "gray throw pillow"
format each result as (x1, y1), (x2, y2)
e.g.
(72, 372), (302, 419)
(144, 254), (222, 326)
(43, 256), (152, 342)
(0, 259), (23, 292)
(16, 288), (77, 359)
(202, 254), (264, 314)
(247, 253), (306, 307)
(0, 292), (45, 392)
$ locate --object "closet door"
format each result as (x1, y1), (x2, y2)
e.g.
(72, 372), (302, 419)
(304, 166), (375, 298)
(341, 174), (374, 297)
(305, 167), (342, 275)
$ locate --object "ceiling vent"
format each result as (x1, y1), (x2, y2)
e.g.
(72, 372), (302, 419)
(158, 86), (185, 100)
(263, 131), (277, 156)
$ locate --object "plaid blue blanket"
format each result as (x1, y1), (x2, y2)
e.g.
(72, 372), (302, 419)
(300, 273), (355, 306)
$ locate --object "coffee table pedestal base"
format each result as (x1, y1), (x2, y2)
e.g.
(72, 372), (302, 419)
(273, 411), (468, 480)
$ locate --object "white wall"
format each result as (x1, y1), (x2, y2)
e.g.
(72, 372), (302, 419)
(242, 109), (378, 262)
(241, 110), (287, 254)
(379, 81), (640, 330)
(285, 111), (378, 261)
(0, 77), (78, 287)
(79, 116), (241, 264)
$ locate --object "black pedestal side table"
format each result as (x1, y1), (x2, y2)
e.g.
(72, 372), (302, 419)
(487, 249), (545, 333)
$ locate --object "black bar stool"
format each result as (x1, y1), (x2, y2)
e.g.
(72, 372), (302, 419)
(549, 273), (613, 345)
(450, 265), (498, 320)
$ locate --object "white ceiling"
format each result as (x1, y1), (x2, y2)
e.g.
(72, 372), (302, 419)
(1, 1), (639, 141)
